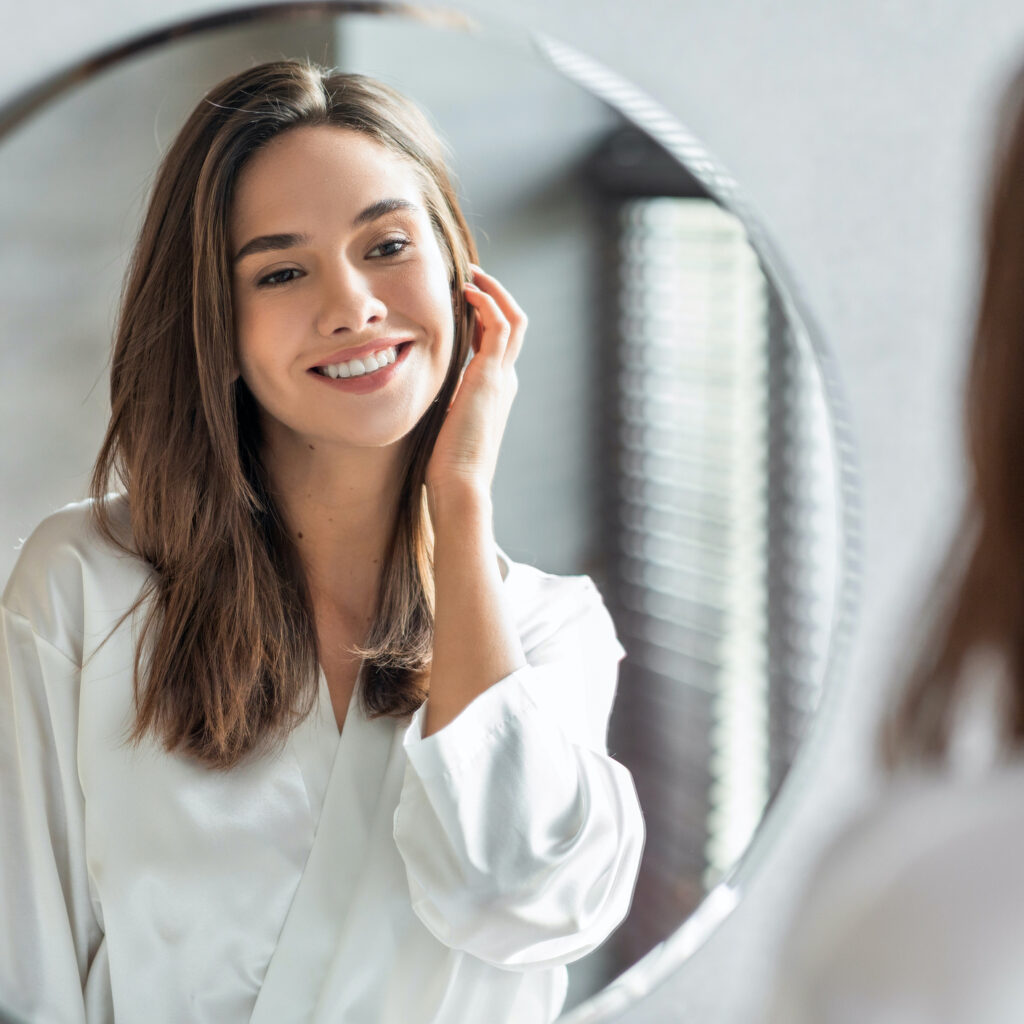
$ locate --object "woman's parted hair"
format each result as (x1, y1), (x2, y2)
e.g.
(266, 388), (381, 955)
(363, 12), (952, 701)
(91, 59), (478, 769)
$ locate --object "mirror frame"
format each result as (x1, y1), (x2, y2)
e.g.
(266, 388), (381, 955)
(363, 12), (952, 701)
(0, 3), (862, 1019)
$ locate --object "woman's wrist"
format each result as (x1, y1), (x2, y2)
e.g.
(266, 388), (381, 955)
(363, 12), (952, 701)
(423, 477), (523, 737)
(426, 478), (493, 528)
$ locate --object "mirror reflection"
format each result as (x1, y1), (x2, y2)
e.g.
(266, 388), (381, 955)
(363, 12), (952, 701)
(0, 7), (842, 1018)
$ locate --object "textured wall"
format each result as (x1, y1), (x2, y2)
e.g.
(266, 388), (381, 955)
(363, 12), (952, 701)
(6, 2), (1024, 1021)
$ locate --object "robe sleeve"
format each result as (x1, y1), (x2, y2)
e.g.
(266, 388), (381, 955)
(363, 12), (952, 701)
(392, 575), (644, 970)
(0, 602), (101, 1022)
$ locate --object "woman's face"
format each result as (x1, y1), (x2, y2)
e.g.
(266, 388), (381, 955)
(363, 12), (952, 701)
(230, 125), (456, 457)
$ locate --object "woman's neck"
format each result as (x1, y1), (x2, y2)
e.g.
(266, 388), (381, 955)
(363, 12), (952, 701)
(262, 430), (406, 625)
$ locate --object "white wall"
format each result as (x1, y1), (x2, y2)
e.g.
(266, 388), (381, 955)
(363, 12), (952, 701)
(6, 2), (1024, 1020)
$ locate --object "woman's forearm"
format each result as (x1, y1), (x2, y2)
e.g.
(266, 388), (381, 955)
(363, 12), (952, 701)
(423, 482), (527, 738)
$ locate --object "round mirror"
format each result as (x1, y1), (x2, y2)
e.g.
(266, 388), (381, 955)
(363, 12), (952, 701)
(0, 3), (857, 1018)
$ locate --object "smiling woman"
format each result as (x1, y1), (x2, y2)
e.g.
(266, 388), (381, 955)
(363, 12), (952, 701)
(0, 59), (645, 1023)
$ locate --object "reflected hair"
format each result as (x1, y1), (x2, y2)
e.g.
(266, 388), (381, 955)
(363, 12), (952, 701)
(91, 59), (478, 769)
(881, 61), (1024, 767)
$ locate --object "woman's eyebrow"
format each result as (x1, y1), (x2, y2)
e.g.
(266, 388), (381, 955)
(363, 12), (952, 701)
(352, 197), (420, 227)
(233, 200), (419, 265)
(233, 232), (310, 265)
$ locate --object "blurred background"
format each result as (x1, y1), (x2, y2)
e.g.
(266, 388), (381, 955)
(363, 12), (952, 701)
(3, 1), (1022, 1021)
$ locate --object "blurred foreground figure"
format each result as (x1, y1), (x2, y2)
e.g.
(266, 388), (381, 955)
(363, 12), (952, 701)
(769, 58), (1024, 1024)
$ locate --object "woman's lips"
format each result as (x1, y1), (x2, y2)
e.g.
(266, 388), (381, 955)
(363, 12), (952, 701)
(310, 337), (414, 370)
(308, 341), (413, 394)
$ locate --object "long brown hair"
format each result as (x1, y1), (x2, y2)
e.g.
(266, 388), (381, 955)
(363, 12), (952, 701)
(881, 62), (1024, 766)
(91, 60), (478, 769)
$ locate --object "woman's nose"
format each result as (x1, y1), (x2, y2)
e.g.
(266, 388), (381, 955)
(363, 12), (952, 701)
(316, 265), (387, 336)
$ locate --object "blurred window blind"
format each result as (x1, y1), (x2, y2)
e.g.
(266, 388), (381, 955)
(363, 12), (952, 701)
(578, 126), (837, 974)
(604, 194), (775, 960)
(620, 194), (769, 860)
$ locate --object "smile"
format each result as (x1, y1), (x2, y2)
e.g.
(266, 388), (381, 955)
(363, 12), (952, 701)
(314, 345), (398, 379)
(308, 341), (413, 394)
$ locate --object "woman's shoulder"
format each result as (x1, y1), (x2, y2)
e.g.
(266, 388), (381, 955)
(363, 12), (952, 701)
(2, 494), (147, 661)
(788, 764), (1024, 941)
(497, 545), (607, 611)
(5, 495), (134, 584)
(497, 546), (624, 657)
(771, 762), (1024, 1021)
(812, 762), (1024, 894)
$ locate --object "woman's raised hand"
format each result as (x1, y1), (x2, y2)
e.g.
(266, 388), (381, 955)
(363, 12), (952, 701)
(425, 265), (526, 502)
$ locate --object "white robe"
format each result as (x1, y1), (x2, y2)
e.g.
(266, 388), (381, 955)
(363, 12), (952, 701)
(0, 497), (644, 1024)
(767, 666), (1024, 1024)
(768, 763), (1024, 1024)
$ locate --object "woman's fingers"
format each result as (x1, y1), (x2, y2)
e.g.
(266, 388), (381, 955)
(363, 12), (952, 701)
(468, 265), (527, 324)
(464, 265), (527, 368)
(462, 283), (509, 366)
(462, 284), (506, 362)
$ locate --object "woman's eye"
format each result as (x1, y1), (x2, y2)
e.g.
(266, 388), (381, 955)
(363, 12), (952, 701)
(257, 267), (302, 288)
(371, 237), (411, 259)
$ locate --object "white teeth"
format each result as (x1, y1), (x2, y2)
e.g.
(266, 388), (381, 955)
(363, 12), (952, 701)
(317, 345), (399, 380)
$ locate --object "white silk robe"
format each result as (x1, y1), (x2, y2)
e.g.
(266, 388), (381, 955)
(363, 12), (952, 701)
(0, 498), (644, 1024)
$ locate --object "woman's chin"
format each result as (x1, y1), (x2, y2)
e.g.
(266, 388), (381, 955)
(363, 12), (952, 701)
(300, 424), (417, 455)
(260, 395), (433, 459)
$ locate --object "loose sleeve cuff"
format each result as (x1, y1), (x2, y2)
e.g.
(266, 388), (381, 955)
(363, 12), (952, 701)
(401, 665), (538, 781)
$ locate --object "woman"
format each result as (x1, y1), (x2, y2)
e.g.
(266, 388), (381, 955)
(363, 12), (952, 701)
(769, 59), (1024, 1023)
(0, 60), (644, 1023)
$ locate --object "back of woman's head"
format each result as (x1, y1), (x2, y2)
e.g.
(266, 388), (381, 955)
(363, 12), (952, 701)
(882, 62), (1024, 767)
(92, 60), (477, 768)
